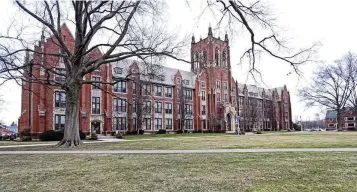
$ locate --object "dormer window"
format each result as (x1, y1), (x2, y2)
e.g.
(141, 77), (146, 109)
(114, 67), (123, 74)
(176, 77), (181, 84)
(158, 75), (165, 81)
(183, 80), (189, 85)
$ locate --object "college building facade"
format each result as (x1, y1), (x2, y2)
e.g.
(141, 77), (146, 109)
(18, 25), (292, 135)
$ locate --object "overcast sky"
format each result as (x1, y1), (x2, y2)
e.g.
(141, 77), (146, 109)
(1, 0), (357, 124)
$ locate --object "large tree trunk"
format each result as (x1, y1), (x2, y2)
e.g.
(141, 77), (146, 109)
(337, 110), (342, 131)
(57, 82), (82, 147)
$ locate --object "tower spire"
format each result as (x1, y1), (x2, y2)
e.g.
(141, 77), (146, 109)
(208, 23), (213, 36)
(225, 31), (229, 42)
(191, 34), (195, 44)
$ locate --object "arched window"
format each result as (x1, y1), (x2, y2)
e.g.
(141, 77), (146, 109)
(222, 50), (227, 67)
(203, 50), (207, 63)
(215, 48), (219, 67)
(195, 53), (199, 62)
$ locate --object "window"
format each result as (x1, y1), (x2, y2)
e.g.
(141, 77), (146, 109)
(224, 82), (228, 90)
(133, 118), (137, 131)
(185, 104), (193, 115)
(113, 98), (126, 113)
(222, 50), (227, 67)
(154, 85), (162, 97)
(347, 117), (354, 121)
(183, 80), (189, 85)
(143, 101), (151, 114)
(54, 68), (66, 82)
(215, 48), (219, 66)
(328, 124), (335, 127)
(185, 119), (193, 129)
(113, 117), (126, 130)
(54, 91), (66, 108)
(177, 104), (181, 114)
(165, 87), (172, 97)
(165, 103), (172, 114)
(155, 118), (162, 130)
(133, 100), (136, 113)
(217, 94), (221, 102)
(143, 118), (151, 130)
(202, 105), (206, 115)
(216, 80), (221, 89)
(142, 84), (151, 95)
(347, 123), (355, 127)
(113, 81), (127, 93)
(201, 81), (205, 88)
(239, 97), (244, 105)
(114, 67), (123, 74)
(203, 50), (207, 62)
(224, 94), (228, 102)
(176, 78), (181, 84)
(201, 91), (206, 101)
(155, 102), (162, 113)
(165, 118), (172, 129)
(54, 115), (65, 130)
(158, 75), (165, 81)
(133, 82), (137, 95)
(184, 89), (193, 100)
(92, 76), (101, 89)
(92, 97), (100, 114)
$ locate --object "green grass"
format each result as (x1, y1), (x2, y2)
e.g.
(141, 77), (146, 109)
(1, 152), (357, 192)
(2, 131), (357, 151)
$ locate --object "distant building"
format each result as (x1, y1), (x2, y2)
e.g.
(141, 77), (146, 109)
(18, 24), (292, 137)
(325, 107), (356, 130)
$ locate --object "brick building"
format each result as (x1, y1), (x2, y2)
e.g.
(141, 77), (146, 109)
(18, 25), (292, 135)
(325, 107), (357, 130)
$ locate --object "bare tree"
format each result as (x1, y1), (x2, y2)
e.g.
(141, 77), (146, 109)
(299, 53), (357, 130)
(345, 53), (357, 130)
(196, 0), (319, 78)
(0, 1), (186, 147)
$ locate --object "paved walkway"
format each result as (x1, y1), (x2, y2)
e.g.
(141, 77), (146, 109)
(1, 148), (357, 155)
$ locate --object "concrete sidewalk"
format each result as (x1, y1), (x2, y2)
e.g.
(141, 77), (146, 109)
(1, 148), (357, 155)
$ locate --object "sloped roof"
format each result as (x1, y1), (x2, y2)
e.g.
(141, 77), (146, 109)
(111, 60), (195, 88)
(326, 110), (337, 119)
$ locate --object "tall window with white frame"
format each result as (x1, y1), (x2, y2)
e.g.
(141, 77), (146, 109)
(165, 102), (172, 114)
(202, 105), (206, 115)
(165, 86), (172, 97)
(201, 81), (205, 88)
(142, 84), (151, 95)
(155, 118), (162, 130)
(184, 89), (193, 100)
(165, 118), (172, 129)
(216, 80), (221, 89)
(113, 117), (126, 130)
(201, 91), (206, 101)
(133, 118), (137, 131)
(54, 115), (65, 130)
(155, 102), (162, 113)
(113, 98), (126, 113)
(54, 91), (66, 108)
(154, 85), (162, 97)
(133, 82), (137, 95)
(92, 76), (101, 89)
(113, 80), (127, 93)
(144, 118), (151, 130)
(92, 97), (100, 114)
(185, 119), (193, 129)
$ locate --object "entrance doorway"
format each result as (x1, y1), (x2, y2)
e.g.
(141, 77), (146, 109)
(91, 121), (101, 134)
(226, 113), (232, 131)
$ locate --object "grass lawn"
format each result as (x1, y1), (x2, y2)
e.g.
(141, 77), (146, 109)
(0, 141), (54, 146)
(2, 131), (357, 151)
(1, 152), (357, 192)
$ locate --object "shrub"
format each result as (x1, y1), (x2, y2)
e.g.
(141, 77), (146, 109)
(158, 129), (166, 134)
(40, 130), (63, 141)
(79, 131), (86, 140)
(241, 129), (246, 135)
(102, 131), (106, 136)
(19, 128), (32, 141)
(256, 128), (262, 134)
(176, 130), (183, 134)
(193, 130), (202, 133)
(126, 130), (144, 135)
(90, 132), (98, 140)
(110, 131), (116, 136)
(115, 133), (123, 139)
